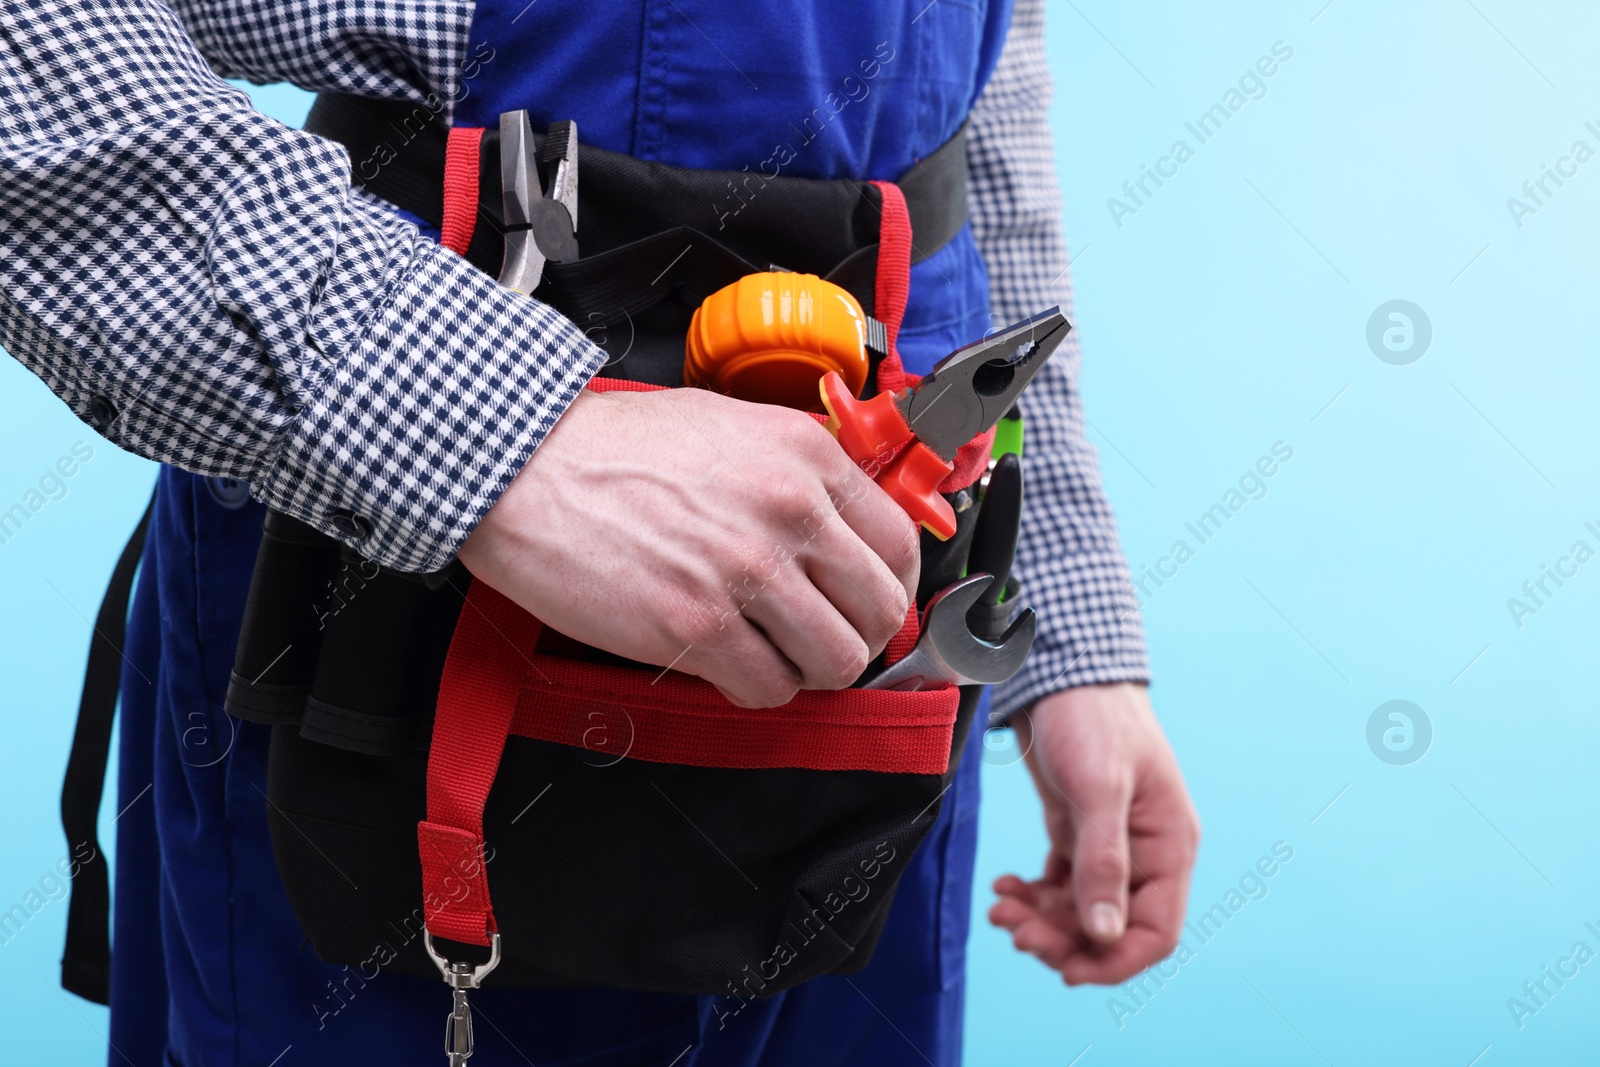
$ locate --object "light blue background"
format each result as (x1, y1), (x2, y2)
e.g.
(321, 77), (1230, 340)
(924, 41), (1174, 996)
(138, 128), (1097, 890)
(3, 1), (1598, 1063)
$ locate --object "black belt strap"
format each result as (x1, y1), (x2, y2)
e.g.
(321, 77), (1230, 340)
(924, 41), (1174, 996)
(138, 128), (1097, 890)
(60, 493), (154, 1005)
(304, 92), (970, 278)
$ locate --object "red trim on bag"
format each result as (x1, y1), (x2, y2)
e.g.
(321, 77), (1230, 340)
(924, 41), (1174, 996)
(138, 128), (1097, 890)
(440, 127), (485, 256)
(507, 583), (954, 773)
(513, 652), (955, 774)
(585, 376), (665, 393)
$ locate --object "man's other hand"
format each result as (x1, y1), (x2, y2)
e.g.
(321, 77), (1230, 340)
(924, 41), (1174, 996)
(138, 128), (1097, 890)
(988, 682), (1200, 985)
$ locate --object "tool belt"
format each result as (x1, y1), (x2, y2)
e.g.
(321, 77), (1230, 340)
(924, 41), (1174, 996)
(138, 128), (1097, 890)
(62, 94), (1002, 1001)
(308, 92), (972, 383)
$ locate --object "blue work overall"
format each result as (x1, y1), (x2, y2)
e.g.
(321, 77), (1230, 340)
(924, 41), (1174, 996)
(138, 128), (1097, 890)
(110, 2), (1011, 1062)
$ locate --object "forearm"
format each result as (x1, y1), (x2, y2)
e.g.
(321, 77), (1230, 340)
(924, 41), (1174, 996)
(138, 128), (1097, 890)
(0, 1), (606, 572)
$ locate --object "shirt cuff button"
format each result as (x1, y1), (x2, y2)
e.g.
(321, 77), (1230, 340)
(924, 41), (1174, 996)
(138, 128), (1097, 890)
(330, 508), (372, 539)
(89, 395), (118, 429)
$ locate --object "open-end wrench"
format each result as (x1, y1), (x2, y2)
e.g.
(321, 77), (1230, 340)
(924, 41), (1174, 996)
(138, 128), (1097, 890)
(861, 574), (1036, 692)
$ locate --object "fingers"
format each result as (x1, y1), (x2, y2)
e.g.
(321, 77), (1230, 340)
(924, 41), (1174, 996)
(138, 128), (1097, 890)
(1068, 776), (1134, 944)
(989, 874), (1080, 971)
(804, 492), (916, 638)
(741, 574), (871, 690)
(989, 874), (1185, 986)
(989, 779), (1200, 986)
(680, 612), (802, 709)
(1072, 754), (1200, 980)
(1058, 927), (1176, 986)
(667, 403), (923, 697)
(830, 486), (920, 618)
(803, 546), (909, 662)
(989, 871), (1073, 941)
(769, 449), (916, 661)
(787, 414), (920, 609)
(673, 506), (898, 698)
(1060, 874), (1191, 985)
(678, 530), (883, 700)
(831, 485), (919, 610)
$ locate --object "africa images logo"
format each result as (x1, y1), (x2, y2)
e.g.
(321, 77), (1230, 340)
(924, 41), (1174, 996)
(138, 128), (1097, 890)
(1365, 300), (1432, 366)
(1366, 700), (1431, 766)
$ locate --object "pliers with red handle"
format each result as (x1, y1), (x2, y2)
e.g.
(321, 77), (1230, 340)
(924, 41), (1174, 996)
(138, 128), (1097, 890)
(819, 307), (1070, 539)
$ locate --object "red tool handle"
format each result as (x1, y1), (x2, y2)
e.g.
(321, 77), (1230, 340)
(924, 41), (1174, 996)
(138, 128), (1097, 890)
(819, 372), (957, 540)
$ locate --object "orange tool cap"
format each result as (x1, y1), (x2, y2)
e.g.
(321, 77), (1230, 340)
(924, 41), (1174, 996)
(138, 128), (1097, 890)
(685, 272), (871, 412)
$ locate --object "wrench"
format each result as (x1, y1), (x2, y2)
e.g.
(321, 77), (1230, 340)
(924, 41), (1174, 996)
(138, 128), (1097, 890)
(861, 574), (1036, 692)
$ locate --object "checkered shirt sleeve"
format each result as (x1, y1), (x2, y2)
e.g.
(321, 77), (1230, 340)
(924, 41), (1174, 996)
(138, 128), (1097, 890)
(0, 0), (606, 573)
(970, 0), (1151, 716)
(168, 0), (474, 107)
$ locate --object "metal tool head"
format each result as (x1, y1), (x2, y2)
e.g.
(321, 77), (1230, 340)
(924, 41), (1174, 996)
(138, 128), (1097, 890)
(920, 574), (1036, 685)
(541, 120), (578, 230)
(861, 574), (1036, 691)
(897, 307), (1070, 460)
(498, 110), (545, 294)
(498, 112), (580, 295)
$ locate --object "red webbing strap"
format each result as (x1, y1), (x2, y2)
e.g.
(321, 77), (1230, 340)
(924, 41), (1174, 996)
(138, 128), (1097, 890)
(416, 579), (533, 947)
(883, 602), (921, 668)
(439, 127), (484, 257)
(512, 643), (956, 773)
(942, 431), (995, 492)
(823, 182), (921, 661)
(584, 376), (665, 393)
(866, 180), (993, 493)
(868, 180), (913, 394)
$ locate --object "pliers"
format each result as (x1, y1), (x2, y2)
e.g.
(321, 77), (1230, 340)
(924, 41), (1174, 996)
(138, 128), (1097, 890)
(819, 307), (1070, 539)
(497, 111), (580, 295)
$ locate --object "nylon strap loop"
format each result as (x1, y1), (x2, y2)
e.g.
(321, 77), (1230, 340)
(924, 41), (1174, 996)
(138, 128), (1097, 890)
(418, 579), (531, 946)
(867, 180), (912, 394)
(439, 127), (485, 256)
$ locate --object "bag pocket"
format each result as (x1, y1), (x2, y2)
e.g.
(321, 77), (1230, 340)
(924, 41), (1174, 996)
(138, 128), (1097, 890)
(264, 581), (980, 995)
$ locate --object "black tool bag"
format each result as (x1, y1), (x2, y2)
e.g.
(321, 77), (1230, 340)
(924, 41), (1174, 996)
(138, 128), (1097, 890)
(62, 93), (1000, 999)
(254, 574), (984, 994)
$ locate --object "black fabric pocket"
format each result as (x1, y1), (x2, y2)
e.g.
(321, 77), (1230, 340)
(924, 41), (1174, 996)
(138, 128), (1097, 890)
(264, 681), (979, 995)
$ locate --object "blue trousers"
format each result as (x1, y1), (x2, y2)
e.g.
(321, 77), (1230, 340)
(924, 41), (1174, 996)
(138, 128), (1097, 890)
(109, 466), (984, 1066)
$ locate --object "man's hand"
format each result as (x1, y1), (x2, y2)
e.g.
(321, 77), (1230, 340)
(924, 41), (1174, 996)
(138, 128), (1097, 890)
(988, 682), (1199, 985)
(458, 387), (919, 709)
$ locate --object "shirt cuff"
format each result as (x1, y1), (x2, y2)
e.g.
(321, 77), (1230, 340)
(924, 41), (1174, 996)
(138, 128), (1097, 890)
(990, 547), (1151, 723)
(256, 213), (607, 573)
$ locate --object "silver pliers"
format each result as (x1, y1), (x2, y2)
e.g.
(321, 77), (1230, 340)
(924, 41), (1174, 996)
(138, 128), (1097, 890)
(496, 111), (579, 294)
